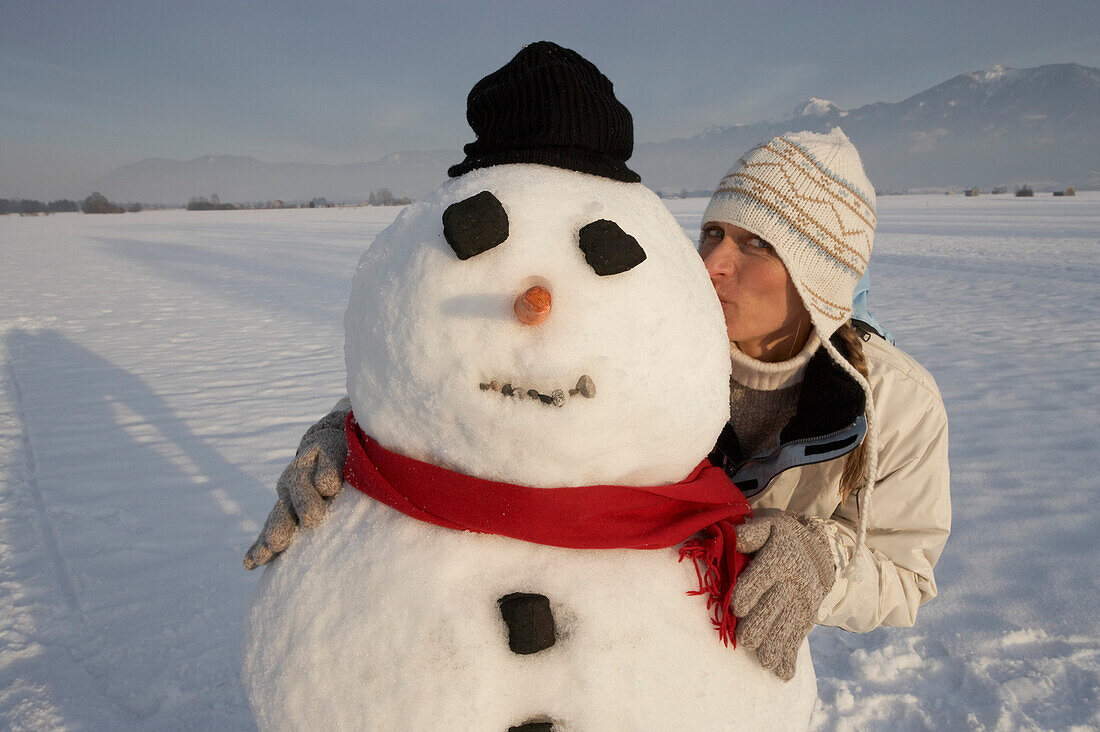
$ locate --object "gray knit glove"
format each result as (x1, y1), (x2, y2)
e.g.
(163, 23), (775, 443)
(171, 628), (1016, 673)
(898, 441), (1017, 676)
(243, 402), (350, 569)
(732, 511), (836, 681)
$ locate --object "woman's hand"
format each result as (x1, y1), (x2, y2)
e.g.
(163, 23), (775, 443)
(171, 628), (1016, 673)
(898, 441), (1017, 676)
(732, 511), (836, 680)
(243, 402), (350, 569)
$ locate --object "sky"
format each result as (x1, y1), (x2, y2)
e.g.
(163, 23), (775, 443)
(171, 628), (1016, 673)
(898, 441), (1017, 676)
(2, 0), (1099, 199)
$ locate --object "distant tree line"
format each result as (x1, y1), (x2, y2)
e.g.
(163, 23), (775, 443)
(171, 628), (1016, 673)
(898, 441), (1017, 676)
(5, 188), (418, 216)
(181, 189), (412, 210)
(82, 192), (128, 213)
(656, 188), (712, 199)
(0, 198), (80, 214)
(0, 193), (145, 214)
(368, 188), (410, 206)
(187, 194), (237, 211)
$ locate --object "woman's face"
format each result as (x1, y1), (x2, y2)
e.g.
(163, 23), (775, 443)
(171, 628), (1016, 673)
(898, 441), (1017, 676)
(699, 222), (810, 361)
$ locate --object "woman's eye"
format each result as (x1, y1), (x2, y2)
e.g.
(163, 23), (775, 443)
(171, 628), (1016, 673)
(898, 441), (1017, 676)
(745, 237), (771, 251)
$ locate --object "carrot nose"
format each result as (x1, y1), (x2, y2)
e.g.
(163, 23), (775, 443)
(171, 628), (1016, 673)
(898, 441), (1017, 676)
(514, 285), (552, 326)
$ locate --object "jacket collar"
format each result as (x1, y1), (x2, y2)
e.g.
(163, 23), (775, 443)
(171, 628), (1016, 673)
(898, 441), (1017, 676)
(709, 334), (867, 495)
(779, 336), (865, 443)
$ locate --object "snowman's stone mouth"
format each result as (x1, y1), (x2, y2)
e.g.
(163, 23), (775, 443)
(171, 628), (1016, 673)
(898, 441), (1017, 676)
(479, 374), (596, 407)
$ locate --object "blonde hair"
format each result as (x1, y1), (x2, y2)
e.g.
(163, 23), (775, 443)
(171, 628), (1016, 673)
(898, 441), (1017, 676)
(834, 320), (870, 501)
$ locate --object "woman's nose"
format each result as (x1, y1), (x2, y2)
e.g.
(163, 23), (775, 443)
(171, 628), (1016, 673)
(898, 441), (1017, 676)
(514, 285), (552, 325)
(703, 241), (736, 279)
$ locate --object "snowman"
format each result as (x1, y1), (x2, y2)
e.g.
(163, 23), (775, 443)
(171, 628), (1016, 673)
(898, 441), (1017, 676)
(243, 42), (816, 731)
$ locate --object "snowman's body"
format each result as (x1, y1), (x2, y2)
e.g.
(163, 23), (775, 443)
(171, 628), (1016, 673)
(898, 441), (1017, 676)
(243, 165), (817, 730)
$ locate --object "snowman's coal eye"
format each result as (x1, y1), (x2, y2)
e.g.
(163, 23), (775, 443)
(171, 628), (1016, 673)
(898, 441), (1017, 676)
(442, 191), (509, 260)
(578, 219), (646, 276)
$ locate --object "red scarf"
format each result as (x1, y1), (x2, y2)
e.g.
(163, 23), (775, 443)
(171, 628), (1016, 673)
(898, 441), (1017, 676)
(344, 412), (752, 645)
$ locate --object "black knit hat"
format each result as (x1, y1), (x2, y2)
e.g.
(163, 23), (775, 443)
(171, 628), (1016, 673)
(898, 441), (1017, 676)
(447, 42), (640, 183)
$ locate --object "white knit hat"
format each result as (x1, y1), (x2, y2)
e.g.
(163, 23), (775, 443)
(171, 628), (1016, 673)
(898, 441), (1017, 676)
(704, 128), (881, 557)
(702, 127), (875, 341)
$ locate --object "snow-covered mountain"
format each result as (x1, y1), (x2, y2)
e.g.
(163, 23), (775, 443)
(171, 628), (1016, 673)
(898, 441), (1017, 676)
(633, 63), (1100, 193)
(88, 63), (1099, 204)
(787, 98), (844, 119)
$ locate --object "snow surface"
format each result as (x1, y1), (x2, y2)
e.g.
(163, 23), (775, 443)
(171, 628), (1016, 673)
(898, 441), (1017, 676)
(2, 193), (1099, 730)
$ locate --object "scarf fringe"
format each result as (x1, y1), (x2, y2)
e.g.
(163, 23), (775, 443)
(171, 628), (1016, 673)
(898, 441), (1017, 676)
(679, 528), (737, 647)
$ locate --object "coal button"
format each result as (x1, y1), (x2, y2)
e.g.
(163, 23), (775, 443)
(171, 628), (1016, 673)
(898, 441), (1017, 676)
(498, 593), (556, 654)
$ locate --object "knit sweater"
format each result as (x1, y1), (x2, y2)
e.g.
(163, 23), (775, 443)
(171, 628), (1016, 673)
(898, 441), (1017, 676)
(728, 332), (821, 458)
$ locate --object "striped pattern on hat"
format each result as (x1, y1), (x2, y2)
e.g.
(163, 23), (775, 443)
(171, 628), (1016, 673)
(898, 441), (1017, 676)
(702, 128), (875, 341)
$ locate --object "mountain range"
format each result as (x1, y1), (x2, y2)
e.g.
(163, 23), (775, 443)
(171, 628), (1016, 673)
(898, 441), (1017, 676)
(632, 63), (1100, 194)
(88, 63), (1099, 204)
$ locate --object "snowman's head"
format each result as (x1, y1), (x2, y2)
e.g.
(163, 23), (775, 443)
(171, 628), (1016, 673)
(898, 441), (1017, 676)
(345, 164), (730, 488)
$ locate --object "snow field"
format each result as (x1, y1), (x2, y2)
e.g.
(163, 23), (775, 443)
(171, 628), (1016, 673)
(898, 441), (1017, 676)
(2, 194), (1099, 730)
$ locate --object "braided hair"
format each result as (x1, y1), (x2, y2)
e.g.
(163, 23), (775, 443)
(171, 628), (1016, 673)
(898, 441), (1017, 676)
(834, 321), (871, 501)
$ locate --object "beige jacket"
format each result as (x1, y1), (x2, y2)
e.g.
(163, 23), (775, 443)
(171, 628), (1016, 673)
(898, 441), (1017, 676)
(749, 335), (951, 633)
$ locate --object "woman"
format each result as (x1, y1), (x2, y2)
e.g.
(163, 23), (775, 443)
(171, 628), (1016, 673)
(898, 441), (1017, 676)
(695, 128), (950, 680)
(244, 129), (950, 683)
